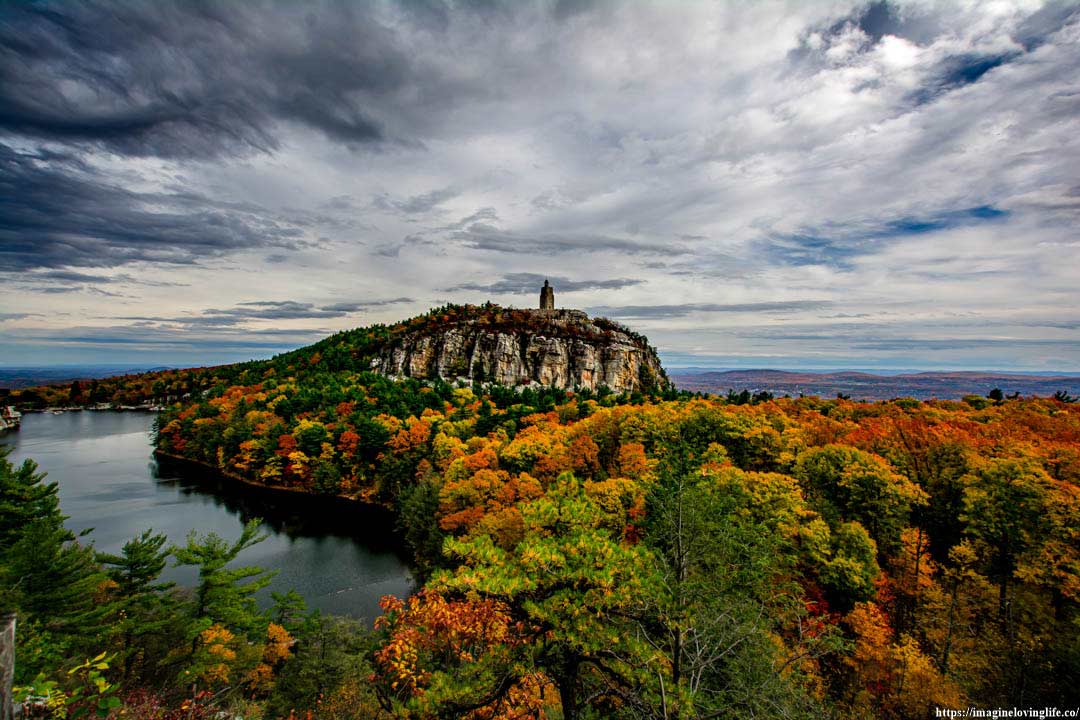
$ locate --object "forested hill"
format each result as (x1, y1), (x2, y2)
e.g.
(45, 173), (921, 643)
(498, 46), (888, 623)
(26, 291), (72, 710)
(6, 303), (669, 410)
(303, 304), (668, 393)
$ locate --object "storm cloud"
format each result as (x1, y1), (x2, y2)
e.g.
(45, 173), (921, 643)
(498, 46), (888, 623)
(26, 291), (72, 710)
(0, 143), (308, 272)
(0, 1), (471, 158)
(113, 297), (414, 329)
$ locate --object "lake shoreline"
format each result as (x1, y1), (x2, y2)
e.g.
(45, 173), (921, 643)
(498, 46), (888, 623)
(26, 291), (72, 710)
(23, 404), (163, 413)
(152, 449), (395, 515)
(4, 403), (414, 622)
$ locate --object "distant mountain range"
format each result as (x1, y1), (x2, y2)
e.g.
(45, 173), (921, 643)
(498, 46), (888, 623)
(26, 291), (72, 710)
(5, 361), (1079, 402)
(0, 366), (173, 390)
(669, 369), (1080, 401)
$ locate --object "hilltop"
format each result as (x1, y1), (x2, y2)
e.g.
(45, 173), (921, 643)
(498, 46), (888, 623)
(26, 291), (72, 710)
(274, 302), (665, 395)
(281, 303), (669, 394)
(362, 305), (668, 393)
(7, 303), (670, 410)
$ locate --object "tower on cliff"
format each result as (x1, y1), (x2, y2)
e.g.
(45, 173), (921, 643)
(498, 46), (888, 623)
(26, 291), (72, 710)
(539, 279), (554, 310)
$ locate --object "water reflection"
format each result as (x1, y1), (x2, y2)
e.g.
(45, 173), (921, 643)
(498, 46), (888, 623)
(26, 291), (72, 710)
(3, 412), (414, 624)
(153, 455), (405, 552)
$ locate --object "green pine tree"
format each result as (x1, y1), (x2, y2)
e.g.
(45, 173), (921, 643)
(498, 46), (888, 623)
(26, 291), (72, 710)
(0, 448), (111, 678)
(171, 519), (277, 638)
(98, 530), (180, 682)
(0, 446), (68, 551)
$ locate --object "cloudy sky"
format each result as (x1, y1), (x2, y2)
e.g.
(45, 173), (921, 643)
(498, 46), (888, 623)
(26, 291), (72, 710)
(1, 0), (1079, 372)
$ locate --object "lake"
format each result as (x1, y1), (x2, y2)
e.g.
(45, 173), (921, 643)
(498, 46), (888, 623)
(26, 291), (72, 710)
(0, 411), (414, 623)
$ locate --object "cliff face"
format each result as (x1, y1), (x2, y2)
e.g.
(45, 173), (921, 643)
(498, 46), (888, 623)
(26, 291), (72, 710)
(370, 309), (668, 393)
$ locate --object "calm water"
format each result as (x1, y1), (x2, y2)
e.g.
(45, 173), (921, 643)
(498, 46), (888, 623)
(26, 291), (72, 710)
(1, 411), (414, 623)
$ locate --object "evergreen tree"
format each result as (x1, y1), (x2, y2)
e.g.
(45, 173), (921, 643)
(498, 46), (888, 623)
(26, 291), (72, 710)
(425, 473), (656, 720)
(171, 519), (276, 637)
(0, 447), (68, 551)
(99, 530), (172, 599)
(270, 589), (311, 637)
(1, 520), (109, 680)
(267, 615), (374, 718)
(644, 453), (828, 718)
(98, 530), (179, 682)
(169, 520), (277, 687)
(0, 448), (109, 677)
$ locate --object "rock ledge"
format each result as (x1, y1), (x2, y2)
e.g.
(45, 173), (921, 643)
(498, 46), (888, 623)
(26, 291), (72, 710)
(369, 307), (667, 393)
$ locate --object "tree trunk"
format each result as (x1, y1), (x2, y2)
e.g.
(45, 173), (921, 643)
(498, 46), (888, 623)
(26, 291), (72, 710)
(556, 657), (581, 720)
(911, 527), (924, 620)
(998, 574), (1009, 620)
(941, 581), (958, 677)
(1, 613), (15, 720)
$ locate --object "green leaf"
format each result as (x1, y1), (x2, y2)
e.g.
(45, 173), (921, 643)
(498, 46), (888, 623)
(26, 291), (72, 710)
(99, 696), (122, 710)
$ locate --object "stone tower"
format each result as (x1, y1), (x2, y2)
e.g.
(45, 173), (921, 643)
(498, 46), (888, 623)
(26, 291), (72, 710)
(539, 279), (554, 310)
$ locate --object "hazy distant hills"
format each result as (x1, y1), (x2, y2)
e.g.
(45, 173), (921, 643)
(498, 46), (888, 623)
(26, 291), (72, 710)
(669, 369), (1080, 401)
(0, 366), (173, 390)
(5, 360), (1079, 402)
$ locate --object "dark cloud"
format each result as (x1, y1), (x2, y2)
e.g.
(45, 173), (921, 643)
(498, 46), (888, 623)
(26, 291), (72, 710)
(852, 337), (1080, 352)
(589, 301), (832, 320)
(221, 301), (346, 320)
(855, 2), (901, 43)
(450, 224), (674, 255)
(0, 0), (568, 159)
(27, 270), (116, 284)
(35, 286), (80, 294)
(9, 269), (190, 291)
(379, 219), (676, 257)
(791, 1), (936, 65)
(812, 1), (937, 48)
(372, 187), (460, 215)
(441, 208), (500, 231)
(320, 302), (367, 313)
(13, 326), (325, 351)
(0, 1), (434, 158)
(112, 297), (413, 330)
(551, 0), (606, 22)
(320, 196), (357, 212)
(321, 298), (412, 312)
(0, 143), (308, 272)
(446, 273), (642, 295)
(1014, 1), (1080, 50)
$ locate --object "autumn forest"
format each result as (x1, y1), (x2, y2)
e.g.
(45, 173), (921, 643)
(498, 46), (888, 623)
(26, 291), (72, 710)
(2, 307), (1079, 719)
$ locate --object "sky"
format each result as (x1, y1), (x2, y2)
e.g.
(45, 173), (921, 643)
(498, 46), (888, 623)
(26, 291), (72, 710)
(1, 0), (1079, 372)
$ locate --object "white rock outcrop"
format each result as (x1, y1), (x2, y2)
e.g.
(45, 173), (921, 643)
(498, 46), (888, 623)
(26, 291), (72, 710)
(370, 310), (667, 393)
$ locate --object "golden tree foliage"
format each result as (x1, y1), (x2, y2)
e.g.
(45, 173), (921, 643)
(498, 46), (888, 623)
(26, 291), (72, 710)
(137, 365), (1080, 717)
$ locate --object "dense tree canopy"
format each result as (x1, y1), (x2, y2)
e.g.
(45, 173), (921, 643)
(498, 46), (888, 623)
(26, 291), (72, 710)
(3, 341), (1079, 717)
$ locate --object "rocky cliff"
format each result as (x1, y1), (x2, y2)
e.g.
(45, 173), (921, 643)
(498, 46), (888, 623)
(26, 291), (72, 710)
(369, 307), (668, 393)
